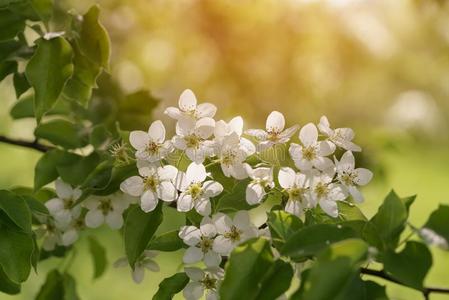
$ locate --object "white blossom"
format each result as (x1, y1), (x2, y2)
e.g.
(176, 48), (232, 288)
(120, 165), (178, 212)
(165, 89), (217, 122)
(183, 267), (224, 300)
(177, 162), (223, 216)
(318, 116), (361, 152)
(289, 123), (335, 171)
(34, 216), (62, 251)
(245, 111), (299, 151)
(129, 120), (172, 163)
(114, 250), (160, 284)
(212, 211), (258, 255)
(83, 193), (131, 229)
(45, 179), (82, 227)
(334, 151), (373, 203)
(308, 169), (348, 218)
(278, 167), (314, 217)
(245, 164), (274, 205)
(179, 217), (222, 267)
(419, 228), (449, 250)
(172, 117), (216, 163)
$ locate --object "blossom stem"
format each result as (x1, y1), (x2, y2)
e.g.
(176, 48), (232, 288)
(0, 135), (51, 152)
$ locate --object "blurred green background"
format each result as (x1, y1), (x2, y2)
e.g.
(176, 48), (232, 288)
(1, 0), (449, 299)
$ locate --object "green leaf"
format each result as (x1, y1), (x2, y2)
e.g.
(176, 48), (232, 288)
(35, 270), (80, 300)
(384, 241), (432, 290)
(0, 60), (17, 81)
(0, 9), (25, 42)
(0, 190), (32, 232)
(118, 90), (160, 131)
(124, 204), (163, 267)
(219, 238), (275, 300)
(30, 0), (53, 23)
(152, 272), (189, 300)
(292, 239), (369, 300)
(215, 179), (252, 213)
(0, 265), (21, 295)
(25, 37), (73, 122)
(35, 119), (88, 149)
(10, 93), (71, 119)
(13, 72), (30, 98)
(422, 205), (449, 248)
(254, 259), (294, 300)
(281, 224), (358, 260)
(148, 230), (185, 252)
(87, 236), (107, 280)
(267, 210), (303, 249)
(78, 5), (110, 69)
(365, 190), (408, 250)
(34, 149), (79, 190)
(80, 160), (114, 192)
(91, 163), (138, 196)
(56, 152), (100, 186)
(338, 202), (367, 221)
(0, 223), (34, 283)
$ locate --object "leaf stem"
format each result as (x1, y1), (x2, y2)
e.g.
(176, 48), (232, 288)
(0, 135), (51, 152)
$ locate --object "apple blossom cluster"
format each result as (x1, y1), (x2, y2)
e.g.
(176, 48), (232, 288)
(34, 89), (372, 298)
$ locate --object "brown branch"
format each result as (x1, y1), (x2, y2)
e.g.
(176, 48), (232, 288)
(0, 135), (51, 152)
(360, 267), (449, 298)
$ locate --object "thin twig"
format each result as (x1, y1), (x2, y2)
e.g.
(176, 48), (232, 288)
(0, 135), (51, 152)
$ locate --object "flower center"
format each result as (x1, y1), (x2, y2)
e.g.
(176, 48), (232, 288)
(315, 182), (329, 198)
(267, 130), (280, 142)
(63, 198), (74, 209)
(339, 172), (356, 186)
(221, 150), (237, 166)
(185, 135), (201, 149)
(302, 146), (317, 161)
(288, 187), (305, 201)
(99, 199), (113, 214)
(199, 236), (213, 253)
(224, 225), (242, 242)
(144, 176), (159, 191)
(146, 142), (160, 155)
(188, 183), (203, 200)
(201, 274), (217, 290)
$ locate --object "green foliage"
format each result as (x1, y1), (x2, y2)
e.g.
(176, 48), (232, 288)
(152, 272), (189, 300)
(35, 270), (80, 300)
(35, 119), (88, 149)
(267, 209), (303, 249)
(25, 37), (73, 122)
(0, 9), (25, 41)
(423, 205), (449, 247)
(148, 230), (185, 252)
(124, 204), (163, 267)
(254, 259), (294, 300)
(88, 236), (108, 280)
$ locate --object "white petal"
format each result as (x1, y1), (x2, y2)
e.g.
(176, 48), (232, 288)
(228, 116), (244, 136)
(143, 260), (160, 272)
(129, 131), (150, 150)
(354, 168), (373, 186)
(196, 103), (217, 118)
(245, 129), (268, 140)
(246, 183), (265, 205)
(148, 120), (166, 144)
(113, 257), (128, 268)
(279, 124), (299, 139)
(179, 89), (197, 111)
(177, 193), (194, 212)
(183, 282), (204, 300)
(61, 229), (79, 246)
(83, 197), (100, 210)
(200, 216), (217, 237)
(212, 213), (232, 234)
(132, 266), (145, 284)
(157, 165), (178, 181)
(172, 135), (187, 150)
(195, 117), (215, 139)
(293, 158), (313, 171)
(318, 140), (335, 157)
(138, 166), (157, 177)
(313, 157), (334, 171)
(185, 267), (204, 281)
(105, 212), (124, 229)
(206, 290), (218, 300)
(213, 235), (234, 255)
(164, 107), (182, 119)
(45, 198), (63, 214)
(337, 151), (355, 171)
(157, 181), (177, 202)
(299, 123), (318, 146)
(55, 179), (73, 199)
(233, 211), (251, 229)
(266, 111), (285, 133)
(285, 199), (302, 217)
(120, 176), (144, 197)
(348, 186), (364, 203)
(85, 210), (104, 228)
(329, 184), (348, 201)
(203, 181), (223, 197)
(319, 199), (339, 218)
(278, 167), (295, 189)
(183, 246), (203, 264)
(179, 226), (202, 246)
(195, 198), (211, 216)
(186, 162), (207, 183)
(318, 115), (333, 136)
(204, 251), (221, 267)
(140, 190), (159, 212)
